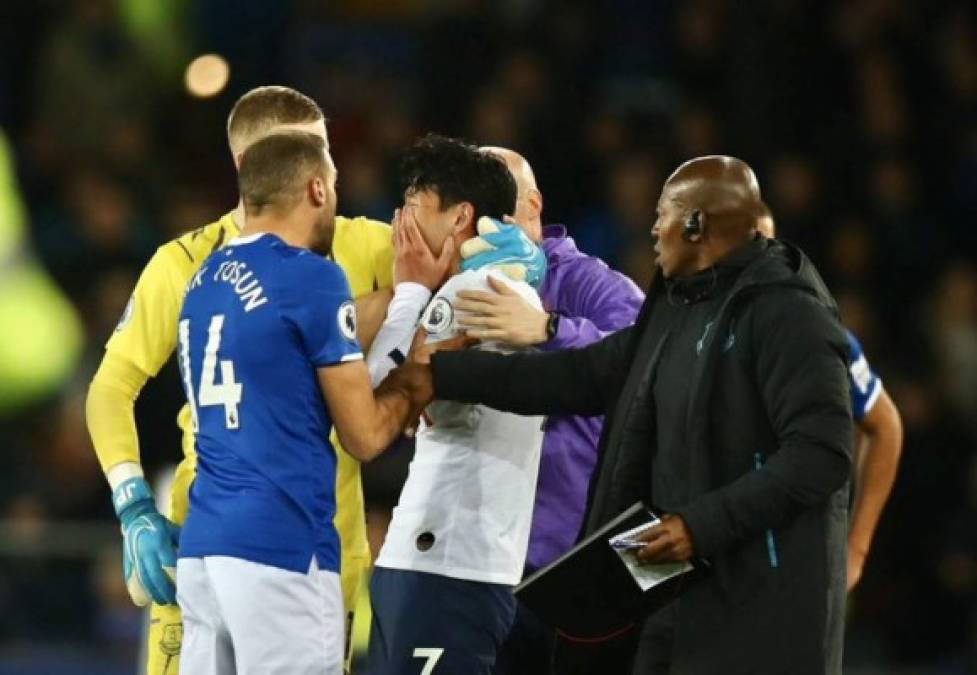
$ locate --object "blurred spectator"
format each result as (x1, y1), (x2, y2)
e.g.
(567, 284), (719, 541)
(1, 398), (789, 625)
(866, 156), (939, 303)
(468, 86), (525, 149)
(83, 268), (139, 355)
(31, 0), (154, 173)
(34, 394), (105, 519)
(584, 110), (631, 163)
(158, 184), (224, 240)
(673, 104), (723, 161)
(766, 154), (824, 258)
(854, 374), (974, 665)
(824, 216), (875, 291)
(572, 153), (659, 285)
(855, 50), (911, 149)
(938, 453), (977, 672)
(835, 289), (881, 355)
(929, 262), (977, 434)
(91, 545), (142, 651)
(35, 170), (153, 299)
(337, 149), (397, 222)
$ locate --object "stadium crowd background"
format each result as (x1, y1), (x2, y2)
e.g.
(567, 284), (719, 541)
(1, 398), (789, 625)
(0, 1), (975, 673)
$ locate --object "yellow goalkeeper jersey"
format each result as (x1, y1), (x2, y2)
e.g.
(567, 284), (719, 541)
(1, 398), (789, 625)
(104, 211), (393, 581)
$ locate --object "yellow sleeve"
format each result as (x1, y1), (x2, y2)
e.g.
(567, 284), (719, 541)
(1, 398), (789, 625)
(104, 243), (191, 377)
(86, 351), (150, 473)
(366, 219), (394, 290)
(93, 239), (195, 475)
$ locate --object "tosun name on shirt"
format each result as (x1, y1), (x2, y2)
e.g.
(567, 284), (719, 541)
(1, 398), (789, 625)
(188, 260), (269, 312)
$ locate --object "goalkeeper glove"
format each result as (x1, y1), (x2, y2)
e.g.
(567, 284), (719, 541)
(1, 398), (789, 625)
(112, 476), (180, 606)
(460, 217), (547, 290)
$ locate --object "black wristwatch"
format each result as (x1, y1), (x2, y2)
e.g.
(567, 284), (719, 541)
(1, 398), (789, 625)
(545, 311), (560, 341)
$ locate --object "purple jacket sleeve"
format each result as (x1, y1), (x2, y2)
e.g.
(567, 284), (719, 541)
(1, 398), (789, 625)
(544, 258), (644, 351)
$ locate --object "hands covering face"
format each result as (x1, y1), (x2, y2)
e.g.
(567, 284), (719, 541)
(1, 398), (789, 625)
(392, 207), (454, 290)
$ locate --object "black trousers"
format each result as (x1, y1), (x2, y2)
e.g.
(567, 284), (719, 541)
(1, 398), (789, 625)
(494, 597), (556, 675)
(547, 600), (678, 675)
(550, 626), (640, 675)
(631, 602), (678, 674)
(494, 585), (677, 675)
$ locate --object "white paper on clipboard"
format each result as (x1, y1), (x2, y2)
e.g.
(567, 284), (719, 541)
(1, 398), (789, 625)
(608, 519), (694, 591)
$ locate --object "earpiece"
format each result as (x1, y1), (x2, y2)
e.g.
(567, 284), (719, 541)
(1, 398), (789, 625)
(682, 210), (703, 242)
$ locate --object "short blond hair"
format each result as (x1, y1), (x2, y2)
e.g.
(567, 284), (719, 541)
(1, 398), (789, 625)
(226, 86), (324, 155)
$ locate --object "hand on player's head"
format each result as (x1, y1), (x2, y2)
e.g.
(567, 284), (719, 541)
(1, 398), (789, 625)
(460, 217), (547, 289)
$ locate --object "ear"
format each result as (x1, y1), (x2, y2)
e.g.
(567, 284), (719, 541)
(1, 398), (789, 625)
(453, 202), (475, 232)
(527, 188), (543, 219)
(309, 176), (326, 207)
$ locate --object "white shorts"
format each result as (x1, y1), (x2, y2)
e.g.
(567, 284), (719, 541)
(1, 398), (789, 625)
(177, 556), (344, 675)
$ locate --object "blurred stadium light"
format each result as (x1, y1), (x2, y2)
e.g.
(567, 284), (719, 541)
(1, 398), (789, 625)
(185, 54), (230, 99)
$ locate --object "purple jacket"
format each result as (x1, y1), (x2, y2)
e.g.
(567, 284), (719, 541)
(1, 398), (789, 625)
(527, 225), (645, 571)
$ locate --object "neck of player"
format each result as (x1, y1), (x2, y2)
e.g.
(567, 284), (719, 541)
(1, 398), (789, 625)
(241, 211), (315, 251)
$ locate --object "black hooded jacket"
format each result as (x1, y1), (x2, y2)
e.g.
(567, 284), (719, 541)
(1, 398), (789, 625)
(432, 238), (853, 674)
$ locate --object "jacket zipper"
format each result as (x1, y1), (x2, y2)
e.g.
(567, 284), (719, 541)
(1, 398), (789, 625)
(754, 452), (780, 568)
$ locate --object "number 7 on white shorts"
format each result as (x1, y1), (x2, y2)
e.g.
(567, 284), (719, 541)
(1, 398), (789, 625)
(413, 647), (444, 675)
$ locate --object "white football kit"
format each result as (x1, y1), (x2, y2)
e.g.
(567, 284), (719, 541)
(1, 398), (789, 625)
(372, 269), (547, 585)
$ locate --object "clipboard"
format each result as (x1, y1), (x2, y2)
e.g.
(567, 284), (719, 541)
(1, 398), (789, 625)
(514, 502), (710, 640)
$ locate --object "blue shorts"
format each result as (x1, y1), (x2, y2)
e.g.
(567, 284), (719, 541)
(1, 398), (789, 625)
(367, 567), (517, 675)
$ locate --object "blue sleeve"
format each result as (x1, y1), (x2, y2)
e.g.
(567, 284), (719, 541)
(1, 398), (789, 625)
(282, 257), (363, 367)
(847, 330), (881, 420)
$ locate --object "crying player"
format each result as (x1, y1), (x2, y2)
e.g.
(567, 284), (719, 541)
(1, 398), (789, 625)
(364, 134), (549, 675)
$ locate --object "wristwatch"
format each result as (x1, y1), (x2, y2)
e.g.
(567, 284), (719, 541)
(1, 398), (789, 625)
(545, 311), (560, 341)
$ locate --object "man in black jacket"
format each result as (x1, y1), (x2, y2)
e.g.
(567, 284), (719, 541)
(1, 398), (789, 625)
(387, 155), (853, 674)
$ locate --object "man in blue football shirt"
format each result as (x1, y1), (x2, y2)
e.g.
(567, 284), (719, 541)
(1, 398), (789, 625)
(173, 132), (418, 675)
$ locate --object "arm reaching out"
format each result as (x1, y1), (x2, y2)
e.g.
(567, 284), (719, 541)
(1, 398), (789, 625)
(318, 359), (414, 462)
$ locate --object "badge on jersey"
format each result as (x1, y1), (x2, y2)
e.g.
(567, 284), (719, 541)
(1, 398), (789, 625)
(422, 297), (454, 335)
(338, 301), (357, 342)
(115, 295), (135, 332)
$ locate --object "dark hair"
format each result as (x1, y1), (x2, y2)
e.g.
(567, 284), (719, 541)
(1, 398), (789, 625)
(399, 134), (517, 221)
(227, 86), (324, 152)
(238, 132), (327, 215)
